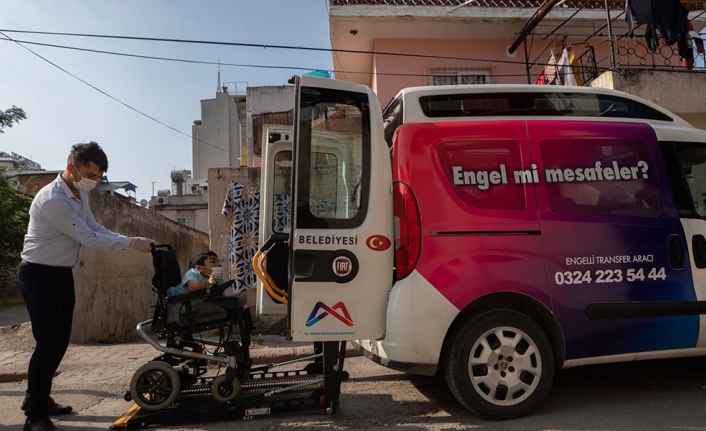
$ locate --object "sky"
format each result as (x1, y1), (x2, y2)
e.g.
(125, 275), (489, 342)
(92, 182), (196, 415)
(0, 0), (333, 201)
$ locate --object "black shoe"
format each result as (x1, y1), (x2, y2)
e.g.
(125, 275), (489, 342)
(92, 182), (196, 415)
(23, 418), (64, 431)
(21, 397), (73, 416)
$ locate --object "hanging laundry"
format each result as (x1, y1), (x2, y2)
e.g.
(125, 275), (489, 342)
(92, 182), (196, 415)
(535, 69), (547, 85)
(569, 49), (584, 87)
(625, 0), (688, 51)
(543, 51), (562, 85)
(558, 48), (577, 86)
(222, 181), (260, 292)
(686, 19), (704, 54)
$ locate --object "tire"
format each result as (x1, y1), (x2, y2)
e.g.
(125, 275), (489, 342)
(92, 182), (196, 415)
(443, 309), (555, 420)
(129, 361), (181, 411)
(212, 374), (242, 402)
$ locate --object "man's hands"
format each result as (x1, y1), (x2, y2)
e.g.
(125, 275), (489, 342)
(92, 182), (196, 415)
(130, 237), (154, 253)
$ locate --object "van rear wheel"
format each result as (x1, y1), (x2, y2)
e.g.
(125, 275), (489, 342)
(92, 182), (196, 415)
(443, 309), (554, 420)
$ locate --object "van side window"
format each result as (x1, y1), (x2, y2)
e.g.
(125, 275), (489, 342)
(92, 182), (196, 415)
(419, 92), (673, 121)
(670, 143), (706, 218)
(542, 140), (662, 217)
(272, 150), (292, 233)
(437, 140), (526, 210)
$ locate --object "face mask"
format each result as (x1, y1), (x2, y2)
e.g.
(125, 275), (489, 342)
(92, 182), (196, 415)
(72, 164), (99, 192)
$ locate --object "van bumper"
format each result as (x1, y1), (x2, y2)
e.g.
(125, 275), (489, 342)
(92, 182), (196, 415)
(354, 271), (459, 376)
(352, 339), (438, 376)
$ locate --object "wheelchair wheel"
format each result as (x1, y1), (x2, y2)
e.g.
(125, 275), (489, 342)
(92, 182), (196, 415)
(130, 361), (181, 411)
(238, 370), (250, 384)
(212, 375), (241, 402)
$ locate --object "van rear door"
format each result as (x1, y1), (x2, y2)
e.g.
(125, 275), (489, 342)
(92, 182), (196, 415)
(256, 126), (294, 316)
(288, 76), (394, 341)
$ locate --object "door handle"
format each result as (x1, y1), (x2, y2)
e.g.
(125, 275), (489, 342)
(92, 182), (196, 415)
(668, 234), (685, 270)
(293, 251), (316, 278)
(693, 234), (706, 269)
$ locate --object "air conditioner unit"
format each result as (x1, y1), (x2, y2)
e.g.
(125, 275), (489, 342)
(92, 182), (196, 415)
(186, 179), (208, 195)
(152, 196), (169, 206)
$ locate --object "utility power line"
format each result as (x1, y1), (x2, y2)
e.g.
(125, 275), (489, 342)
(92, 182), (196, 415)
(0, 28), (540, 67)
(0, 31), (226, 153)
(0, 36), (585, 78)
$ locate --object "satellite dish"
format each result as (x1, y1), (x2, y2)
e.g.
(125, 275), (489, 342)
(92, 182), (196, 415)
(140, 199), (149, 208)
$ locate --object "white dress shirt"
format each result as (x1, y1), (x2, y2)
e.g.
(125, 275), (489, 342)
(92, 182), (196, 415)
(21, 174), (132, 267)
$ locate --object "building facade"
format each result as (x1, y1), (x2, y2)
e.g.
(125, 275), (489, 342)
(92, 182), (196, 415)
(328, 0), (706, 128)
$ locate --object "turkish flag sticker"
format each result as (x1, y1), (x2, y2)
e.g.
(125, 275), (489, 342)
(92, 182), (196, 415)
(366, 235), (391, 251)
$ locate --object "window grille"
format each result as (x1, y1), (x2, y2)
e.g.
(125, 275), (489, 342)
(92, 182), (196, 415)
(176, 217), (197, 229)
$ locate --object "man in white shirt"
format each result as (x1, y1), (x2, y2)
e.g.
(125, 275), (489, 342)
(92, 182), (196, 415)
(18, 142), (154, 431)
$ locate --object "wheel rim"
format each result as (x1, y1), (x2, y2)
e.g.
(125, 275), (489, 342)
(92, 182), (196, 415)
(135, 369), (175, 406)
(468, 325), (542, 407)
(212, 375), (241, 402)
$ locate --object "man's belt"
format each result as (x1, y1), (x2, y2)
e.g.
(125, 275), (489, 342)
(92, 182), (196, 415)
(22, 260), (74, 270)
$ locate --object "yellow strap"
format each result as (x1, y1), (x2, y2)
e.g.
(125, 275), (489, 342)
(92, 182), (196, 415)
(110, 403), (140, 429)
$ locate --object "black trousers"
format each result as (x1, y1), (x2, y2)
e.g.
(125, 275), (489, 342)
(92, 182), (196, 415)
(18, 261), (75, 422)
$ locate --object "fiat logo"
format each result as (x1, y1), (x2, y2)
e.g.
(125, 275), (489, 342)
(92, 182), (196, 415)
(332, 256), (353, 277)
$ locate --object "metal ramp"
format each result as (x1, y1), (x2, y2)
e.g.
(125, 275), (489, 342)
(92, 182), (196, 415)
(112, 342), (347, 429)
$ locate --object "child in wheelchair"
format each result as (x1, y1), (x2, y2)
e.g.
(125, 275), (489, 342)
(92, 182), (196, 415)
(128, 245), (253, 411)
(166, 250), (247, 326)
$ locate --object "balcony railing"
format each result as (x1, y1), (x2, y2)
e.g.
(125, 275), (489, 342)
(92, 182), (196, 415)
(553, 36), (704, 86)
(330, 0), (704, 10)
(613, 36), (706, 70)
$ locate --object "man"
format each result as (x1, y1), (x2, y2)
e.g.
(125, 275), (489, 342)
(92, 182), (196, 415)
(18, 142), (154, 431)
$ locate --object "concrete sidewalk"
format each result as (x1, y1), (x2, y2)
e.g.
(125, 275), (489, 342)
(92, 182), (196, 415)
(0, 323), (360, 384)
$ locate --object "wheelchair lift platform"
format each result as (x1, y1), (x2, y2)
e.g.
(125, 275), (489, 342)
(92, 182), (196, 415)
(112, 342), (348, 429)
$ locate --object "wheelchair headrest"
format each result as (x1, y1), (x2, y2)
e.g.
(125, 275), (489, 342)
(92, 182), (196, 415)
(150, 244), (182, 298)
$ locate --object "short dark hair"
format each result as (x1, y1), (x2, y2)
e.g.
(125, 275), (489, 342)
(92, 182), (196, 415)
(68, 142), (108, 172)
(189, 250), (218, 269)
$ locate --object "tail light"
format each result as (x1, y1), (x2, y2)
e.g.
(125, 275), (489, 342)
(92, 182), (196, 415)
(393, 181), (422, 280)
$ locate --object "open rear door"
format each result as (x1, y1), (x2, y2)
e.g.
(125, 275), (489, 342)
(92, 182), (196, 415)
(256, 125), (294, 316)
(288, 76), (393, 341)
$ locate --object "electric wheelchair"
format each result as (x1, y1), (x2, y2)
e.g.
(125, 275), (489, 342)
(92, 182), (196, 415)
(127, 244), (253, 411)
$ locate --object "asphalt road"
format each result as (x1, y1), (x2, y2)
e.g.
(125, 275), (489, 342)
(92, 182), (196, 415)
(2, 352), (706, 431)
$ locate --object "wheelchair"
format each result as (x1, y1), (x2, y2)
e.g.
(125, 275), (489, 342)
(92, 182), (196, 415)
(127, 244), (253, 411)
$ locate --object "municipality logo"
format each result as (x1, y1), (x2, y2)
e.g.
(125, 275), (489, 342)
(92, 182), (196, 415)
(305, 301), (354, 327)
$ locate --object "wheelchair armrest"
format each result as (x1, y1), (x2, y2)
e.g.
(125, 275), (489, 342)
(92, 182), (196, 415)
(209, 279), (235, 297)
(165, 289), (208, 304)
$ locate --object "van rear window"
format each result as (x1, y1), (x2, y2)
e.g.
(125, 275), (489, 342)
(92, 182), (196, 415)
(419, 92), (673, 122)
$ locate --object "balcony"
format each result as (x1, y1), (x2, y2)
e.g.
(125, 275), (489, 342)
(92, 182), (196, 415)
(328, 0), (705, 90)
(330, 0), (703, 9)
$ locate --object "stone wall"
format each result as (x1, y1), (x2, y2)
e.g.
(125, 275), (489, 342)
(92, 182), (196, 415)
(71, 190), (209, 344)
(589, 70), (706, 131)
(0, 260), (19, 299)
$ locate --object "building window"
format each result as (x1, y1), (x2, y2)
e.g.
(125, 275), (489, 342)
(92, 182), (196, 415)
(427, 67), (493, 86)
(176, 217), (197, 229)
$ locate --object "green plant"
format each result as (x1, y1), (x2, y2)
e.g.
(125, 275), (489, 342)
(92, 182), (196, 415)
(0, 171), (32, 266)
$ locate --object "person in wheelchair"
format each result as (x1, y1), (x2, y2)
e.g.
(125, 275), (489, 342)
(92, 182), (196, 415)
(166, 250), (247, 327)
(130, 246), (253, 411)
